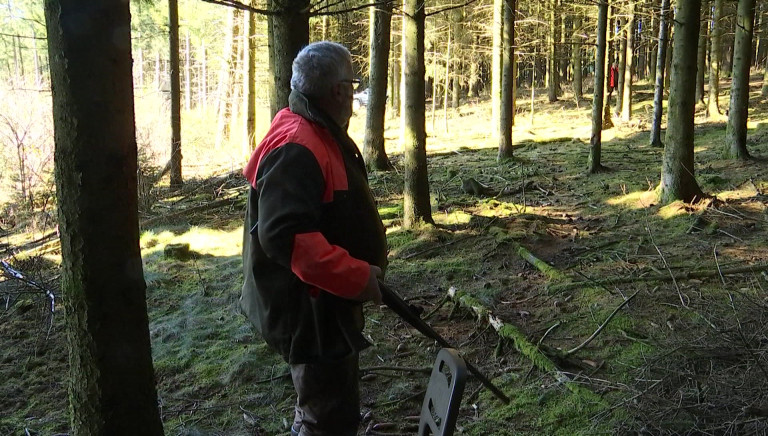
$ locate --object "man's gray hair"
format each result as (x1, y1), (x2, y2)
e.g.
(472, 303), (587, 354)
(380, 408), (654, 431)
(291, 41), (352, 96)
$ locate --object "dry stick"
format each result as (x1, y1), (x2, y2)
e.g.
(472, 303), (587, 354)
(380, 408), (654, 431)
(646, 224), (687, 307)
(564, 291), (639, 357)
(548, 263), (768, 293)
(714, 243), (727, 286)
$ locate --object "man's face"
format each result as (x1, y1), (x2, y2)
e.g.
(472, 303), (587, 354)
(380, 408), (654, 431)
(337, 62), (355, 126)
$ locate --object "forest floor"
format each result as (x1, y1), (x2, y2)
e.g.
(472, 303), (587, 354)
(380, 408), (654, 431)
(2, 75), (768, 435)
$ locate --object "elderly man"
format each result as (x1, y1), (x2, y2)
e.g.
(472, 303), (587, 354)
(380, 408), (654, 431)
(241, 41), (388, 435)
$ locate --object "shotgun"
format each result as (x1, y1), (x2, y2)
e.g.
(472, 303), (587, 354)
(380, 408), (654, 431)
(379, 281), (511, 404)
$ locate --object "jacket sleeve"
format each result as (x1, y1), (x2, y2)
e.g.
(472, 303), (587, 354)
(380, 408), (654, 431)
(255, 143), (370, 298)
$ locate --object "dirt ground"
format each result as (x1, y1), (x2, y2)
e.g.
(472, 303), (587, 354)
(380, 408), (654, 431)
(2, 78), (768, 435)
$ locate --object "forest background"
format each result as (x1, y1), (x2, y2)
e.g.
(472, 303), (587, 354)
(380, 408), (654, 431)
(1, 0), (768, 434)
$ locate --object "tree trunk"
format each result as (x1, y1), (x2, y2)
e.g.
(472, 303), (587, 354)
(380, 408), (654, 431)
(169, 0), (183, 188)
(245, 6), (257, 154)
(725, 0), (757, 159)
(492, 0), (503, 129)
(184, 30), (191, 110)
(572, 13), (583, 100)
(363, 0), (394, 170)
(498, 0), (515, 161)
(763, 57), (768, 97)
(621, 3), (636, 122)
(442, 30), (451, 132)
(44, 0), (164, 433)
(650, 0), (671, 147)
(695, 8), (708, 103)
(401, 0), (433, 228)
(270, 0), (310, 117)
(616, 16), (627, 113)
(547, 0), (558, 102)
(215, 8), (238, 149)
(589, 0), (609, 174)
(707, 0), (724, 117)
(660, 0), (705, 204)
(389, 21), (401, 116)
(649, 2), (659, 84)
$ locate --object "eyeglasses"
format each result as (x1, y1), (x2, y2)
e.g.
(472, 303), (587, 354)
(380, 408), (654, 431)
(340, 78), (361, 86)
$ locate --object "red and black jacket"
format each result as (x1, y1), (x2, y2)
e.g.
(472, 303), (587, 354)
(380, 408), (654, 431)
(241, 90), (388, 364)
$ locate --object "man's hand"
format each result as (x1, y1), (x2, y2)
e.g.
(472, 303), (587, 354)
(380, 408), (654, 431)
(352, 265), (383, 304)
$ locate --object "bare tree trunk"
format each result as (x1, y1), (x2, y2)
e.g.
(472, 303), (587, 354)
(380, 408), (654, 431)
(269, 0), (309, 117)
(498, 0), (515, 161)
(763, 57), (768, 97)
(402, 0), (433, 228)
(547, 0), (558, 102)
(245, 5), (256, 154)
(695, 8), (708, 103)
(590, 0), (609, 173)
(572, 13), (583, 100)
(725, 0), (757, 159)
(616, 16), (627, 113)
(660, 0), (705, 204)
(707, 0), (724, 117)
(44, 0), (164, 432)
(184, 30), (191, 110)
(389, 20), (401, 117)
(169, 0), (183, 188)
(492, 0), (503, 128)
(442, 30), (451, 133)
(363, 0), (394, 170)
(621, 2), (636, 121)
(649, 1), (659, 84)
(650, 0), (671, 147)
(215, 9), (238, 148)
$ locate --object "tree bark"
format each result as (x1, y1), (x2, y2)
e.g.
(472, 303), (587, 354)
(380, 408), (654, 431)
(401, 0), (433, 228)
(660, 0), (705, 204)
(650, 0), (671, 147)
(363, 0), (394, 170)
(169, 0), (183, 188)
(725, 0), (757, 159)
(44, 0), (164, 433)
(498, 0), (515, 161)
(269, 0), (310, 117)
(707, 0), (724, 117)
(589, 0), (609, 174)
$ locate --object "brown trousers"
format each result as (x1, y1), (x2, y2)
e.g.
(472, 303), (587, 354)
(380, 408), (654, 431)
(290, 353), (360, 436)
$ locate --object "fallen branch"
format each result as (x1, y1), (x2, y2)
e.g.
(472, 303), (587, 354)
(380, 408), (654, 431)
(548, 263), (768, 294)
(1, 259), (56, 313)
(564, 291), (638, 357)
(512, 241), (567, 281)
(448, 286), (606, 404)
